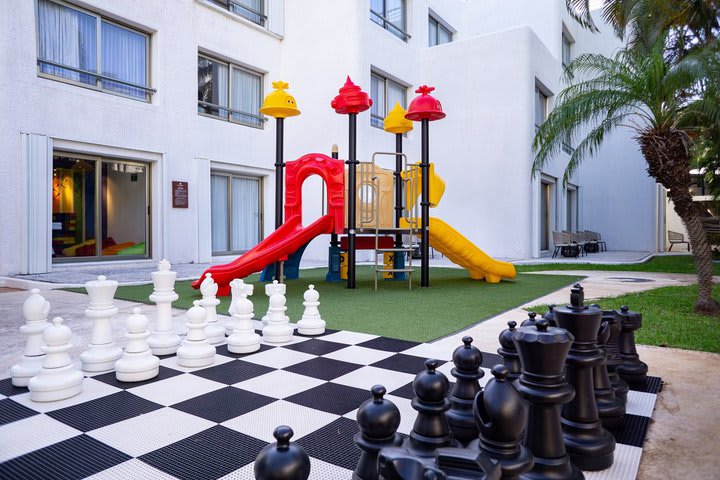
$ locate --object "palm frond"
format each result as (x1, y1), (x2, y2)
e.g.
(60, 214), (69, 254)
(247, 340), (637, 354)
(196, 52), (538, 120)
(565, 0), (600, 33)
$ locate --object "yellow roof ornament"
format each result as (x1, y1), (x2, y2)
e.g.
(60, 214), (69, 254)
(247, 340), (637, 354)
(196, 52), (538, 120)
(383, 102), (413, 134)
(260, 80), (301, 118)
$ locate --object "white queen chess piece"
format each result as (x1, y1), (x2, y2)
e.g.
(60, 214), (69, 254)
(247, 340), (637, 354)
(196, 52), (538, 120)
(262, 280), (288, 325)
(29, 317), (84, 402)
(147, 259), (181, 355)
(199, 273), (225, 345)
(177, 301), (216, 368)
(297, 285), (326, 336)
(227, 293), (261, 354)
(80, 275), (123, 373)
(115, 308), (160, 382)
(11, 289), (52, 387)
(228, 279), (254, 335)
(262, 293), (293, 343)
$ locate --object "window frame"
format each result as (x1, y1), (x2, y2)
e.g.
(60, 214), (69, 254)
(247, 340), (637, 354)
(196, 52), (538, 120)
(36, 0), (155, 102)
(562, 31), (573, 68)
(370, 71), (408, 129)
(428, 14), (453, 47)
(210, 171), (263, 256)
(534, 86), (549, 132)
(370, 0), (410, 42)
(207, 0), (267, 26)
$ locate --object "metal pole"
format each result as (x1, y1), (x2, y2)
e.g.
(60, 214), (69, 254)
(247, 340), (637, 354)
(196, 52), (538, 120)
(274, 117), (284, 282)
(394, 133), (403, 248)
(331, 146), (339, 249)
(347, 113), (358, 289)
(421, 118), (430, 287)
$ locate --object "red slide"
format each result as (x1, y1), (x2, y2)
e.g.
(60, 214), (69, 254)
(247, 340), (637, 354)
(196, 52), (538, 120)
(192, 214), (334, 296)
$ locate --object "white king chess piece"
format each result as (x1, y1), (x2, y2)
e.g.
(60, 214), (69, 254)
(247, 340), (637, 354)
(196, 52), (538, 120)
(147, 259), (181, 355)
(227, 293), (261, 354)
(297, 285), (326, 336)
(262, 293), (293, 343)
(262, 280), (288, 325)
(115, 308), (160, 382)
(29, 317), (84, 402)
(11, 289), (52, 387)
(199, 273), (225, 345)
(176, 300), (216, 368)
(80, 275), (123, 373)
(228, 279), (254, 335)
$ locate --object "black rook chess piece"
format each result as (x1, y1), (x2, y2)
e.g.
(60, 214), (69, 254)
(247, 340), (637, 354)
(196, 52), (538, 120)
(520, 311), (539, 327)
(254, 426), (311, 480)
(447, 336), (484, 445)
(553, 285), (615, 471)
(593, 312), (626, 429)
(497, 321), (521, 382)
(513, 318), (583, 480)
(616, 306), (649, 386)
(353, 385), (403, 480)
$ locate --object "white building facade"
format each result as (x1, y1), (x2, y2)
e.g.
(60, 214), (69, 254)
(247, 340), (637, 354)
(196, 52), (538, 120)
(0, 0), (663, 277)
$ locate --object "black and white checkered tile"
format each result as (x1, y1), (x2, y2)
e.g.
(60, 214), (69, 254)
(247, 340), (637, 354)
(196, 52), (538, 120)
(0, 330), (660, 480)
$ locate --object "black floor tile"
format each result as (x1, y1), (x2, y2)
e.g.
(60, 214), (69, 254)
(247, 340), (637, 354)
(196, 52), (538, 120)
(357, 337), (421, 352)
(190, 360), (275, 384)
(92, 365), (183, 389)
(282, 339), (348, 356)
(297, 417), (360, 470)
(0, 398), (38, 426)
(0, 378), (29, 398)
(371, 354), (443, 375)
(283, 357), (362, 381)
(46, 391), (162, 432)
(171, 386), (276, 423)
(389, 382), (416, 400)
(216, 342), (274, 358)
(285, 382), (369, 415)
(608, 413), (651, 448)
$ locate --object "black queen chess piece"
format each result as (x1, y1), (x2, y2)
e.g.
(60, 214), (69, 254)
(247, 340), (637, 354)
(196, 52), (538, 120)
(497, 321), (522, 382)
(616, 305), (649, 386)
(553, 285), (615, 471)
(254, 426), (311, 480)
(447, 336), (485, 445)
(353, 385), (403, 480)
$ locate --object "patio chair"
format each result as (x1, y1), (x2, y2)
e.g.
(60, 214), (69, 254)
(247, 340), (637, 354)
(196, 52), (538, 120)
(584, 230), (607, 251)
(668, 231), (690, 251)
(564, 231), (586, 257)
(579, 230), (600, 253)
(552, 231), (579, 258)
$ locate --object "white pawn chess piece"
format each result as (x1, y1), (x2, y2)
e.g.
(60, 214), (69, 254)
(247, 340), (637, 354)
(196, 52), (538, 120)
(227, 293), (261, 354)
(80, 275), (123, 374)
(28, 317), (84, 402)
(11, 289), (52, 387)
(199, 273), (225, 345)
(262, 280), (289, 325)
(297, 285), (326, 336)
(147, 259), (181, 355)
(262, 293), (293, 343)
(228, 279), (254, 335)
(177, 301), (216, 368)
(115, 308), (160, 382)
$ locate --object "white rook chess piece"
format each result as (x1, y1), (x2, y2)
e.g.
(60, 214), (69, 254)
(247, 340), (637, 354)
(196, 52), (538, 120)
(227, 293), (261, 354)
(147, 260), (181, 355)
(200, 273), (225, 345)
(29, 317), (84, 402)
(228, 279), (254, 335)
(115, 308), (160, 382)
(11, 289), (52, 387)
(177, 301), (216, 368)
(297, 285), (326, 336)
(262, 293), (293, 343)
(262, 280), (288, 325)
(80, 275), (123, 374)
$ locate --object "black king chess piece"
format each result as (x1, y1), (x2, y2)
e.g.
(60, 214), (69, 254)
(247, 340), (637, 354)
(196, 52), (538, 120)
(353, 385), (403, 480)
(616, 305), (649, 386)
(553, 285), (615, 471)
(497, 321), (521, 382)
(447, 336), (484, 445)
(254, 426), (311, 480)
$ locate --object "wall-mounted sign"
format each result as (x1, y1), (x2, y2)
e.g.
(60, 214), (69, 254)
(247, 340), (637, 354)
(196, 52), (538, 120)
(172, 181), (189, 208)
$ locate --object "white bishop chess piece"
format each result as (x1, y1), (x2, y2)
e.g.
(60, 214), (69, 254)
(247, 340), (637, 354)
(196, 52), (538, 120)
(80, 275), (123, 374)
(227, 293), (261, 354)
(297, 285), (326, 336)
(199, 273), (225, 345)
(262, 280), (288, 325)
(228, 279), (254, 335)
(11, 289), (52, 387)
(262, 292), (293, 343)
(176, 301), (216, 368)
(115, 308), (160, 382)
(147, 259), (181, 355)
(28, 317), (84, 402)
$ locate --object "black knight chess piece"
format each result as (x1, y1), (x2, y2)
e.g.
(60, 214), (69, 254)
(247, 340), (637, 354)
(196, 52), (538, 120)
(593, 312), (625, 429)
(447, 336), (484, 445)
(353, 385), (403, 480)
(497, 321), (521, 382)
(254, 426), (311, 480)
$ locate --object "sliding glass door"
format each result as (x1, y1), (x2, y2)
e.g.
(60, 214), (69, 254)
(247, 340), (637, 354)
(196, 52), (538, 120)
(211, 173), (261, 255)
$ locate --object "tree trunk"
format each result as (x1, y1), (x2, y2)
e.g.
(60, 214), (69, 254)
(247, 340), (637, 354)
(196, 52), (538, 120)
(640, 129), (720, 315)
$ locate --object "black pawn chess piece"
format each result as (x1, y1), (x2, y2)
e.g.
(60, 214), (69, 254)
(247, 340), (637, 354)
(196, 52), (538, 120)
(604, 309), (629, 404)
(543, 305), (558, 327)
(553, 285), (615, 471)
(403, 359), (459, 457)
(254, 426), (311, 480)
(354, 385), (403, 480)
(447, 336), (484, 445)
(616, 306), (649, 386)
(593, 315), (625, 429)
(497, 321), (521, 382)
(513, 318), (583, 480)
(520, 311), (538, 328)
(470, 365), (534, 480)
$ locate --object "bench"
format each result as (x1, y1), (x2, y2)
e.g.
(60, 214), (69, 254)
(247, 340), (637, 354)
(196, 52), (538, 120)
(668, 231), (690, 251)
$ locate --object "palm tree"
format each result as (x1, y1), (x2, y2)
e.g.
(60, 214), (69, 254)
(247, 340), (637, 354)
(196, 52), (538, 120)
(532, 33), (720, 314)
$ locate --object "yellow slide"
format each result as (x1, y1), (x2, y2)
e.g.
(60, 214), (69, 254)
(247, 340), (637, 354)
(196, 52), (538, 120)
(401, 217), (516, 283)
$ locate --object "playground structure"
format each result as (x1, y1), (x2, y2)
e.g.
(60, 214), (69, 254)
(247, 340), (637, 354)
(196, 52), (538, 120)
(192, 78), (516, 295)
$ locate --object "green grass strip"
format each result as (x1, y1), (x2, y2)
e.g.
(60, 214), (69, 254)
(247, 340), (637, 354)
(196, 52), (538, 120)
(516, 254), (719, 275)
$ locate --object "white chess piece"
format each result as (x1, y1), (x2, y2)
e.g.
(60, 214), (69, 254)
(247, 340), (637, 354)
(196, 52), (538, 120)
(227, 293), (261, 354)
(28, 317), (84, 402)
(297, 285), (326, 336)
(200, 273), (225, 345)
(177, 301), (216, 368)
(80, 275), (123, 373)
(147, 260), (181, 355)
(115, 308), (160, 382)
(11, 289), (51, 387)
(228, 279), (254, 335)
(262, 293), (293, 343)
(262, 280), (288, 325)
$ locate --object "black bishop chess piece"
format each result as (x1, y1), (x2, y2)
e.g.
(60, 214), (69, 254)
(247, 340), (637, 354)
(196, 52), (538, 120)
(447, 336), (484, 445)
(616, 305), (649, 386)
(592, 311), (625, 429)
(254, 426), (311, 480)
(353, 385), (403, 480)
(554, 285), (615, 471)
(513, 318), (583, 480)
(497, 321), (521, 382)
(520, 311), (539, 328)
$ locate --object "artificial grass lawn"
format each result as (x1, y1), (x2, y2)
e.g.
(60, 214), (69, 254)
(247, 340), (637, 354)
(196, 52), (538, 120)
(94, 267), (582, 343)
(516, 254), (720, 275)
(529, 284), (720, 353)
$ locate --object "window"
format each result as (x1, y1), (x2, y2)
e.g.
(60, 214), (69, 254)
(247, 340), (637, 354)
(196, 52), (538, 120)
(370, 0), (409, 41)
(211, 173), (262, 254)
(562, 32), (572, 67)
(198, 54), (264, 128)
(428, 16), (452, 46)
(535, 87), (548, 131)
(37, 0), (152, 101)
(208, 0), (266, 26)
(370, 72), (407, 128)
(540, 180), (554, 251)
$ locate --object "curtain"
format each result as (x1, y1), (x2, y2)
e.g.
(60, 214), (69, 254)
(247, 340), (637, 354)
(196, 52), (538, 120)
(198, 58), (229, 118)
(101, 21), (147, 99)
(211, 175), (229, 252)
(231, 177), (260, 251)
(387, 80), (406, 110)
(370, 74), (384, 126)
(386, 0), (405, 32)
(231, 67), (261, 126)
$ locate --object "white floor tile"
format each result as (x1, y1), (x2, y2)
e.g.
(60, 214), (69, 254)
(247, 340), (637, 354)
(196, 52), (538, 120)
(234, 370), (325, 399)
(11, 377), (121, 413)
(323, 346), (395, 365)
(86, 459), (178, 479)
(159, 353), (233, 372)
(332, 366), (415, 392)
(0, 413), (81, 461)
(239, 348), (316, 369)
(127, 374), (225, 406)
(319, 331), (379, 345)
(626, 390), (657, 418)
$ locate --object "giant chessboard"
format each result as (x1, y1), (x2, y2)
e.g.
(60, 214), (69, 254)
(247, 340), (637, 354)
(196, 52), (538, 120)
(0, 329), (660, 480)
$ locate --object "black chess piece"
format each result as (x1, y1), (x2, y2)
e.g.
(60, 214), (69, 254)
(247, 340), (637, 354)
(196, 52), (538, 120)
(403, 359), (459, 457)
(513, 318), (583, 480)
(603, 309), (629, 404)
(470, 365), (534, 480)
(593, 313), (625, 429)
(520, 311), (538, 327)
(447, 336), (484, 445)
(377, 447), (447, 479)
(354, 385), (403, 480)
(554, 285), (615, 471)
(376, 447), (502, 480)
(254, 426), (311, 480)
(497, 321), (521, 381)
(616, 306), (649, 386)
(543, 305), (558, 326)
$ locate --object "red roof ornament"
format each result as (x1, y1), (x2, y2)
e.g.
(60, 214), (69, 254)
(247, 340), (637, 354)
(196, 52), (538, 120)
(405, 85), (445, 121)
(331, 76), (372, 115)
